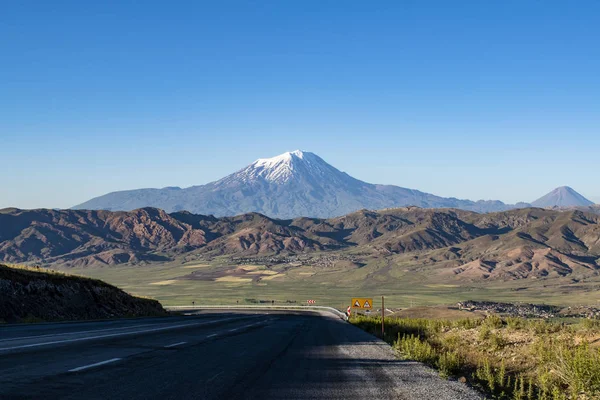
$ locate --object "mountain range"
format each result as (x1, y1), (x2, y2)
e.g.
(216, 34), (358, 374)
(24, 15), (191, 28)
(2, 206), (600, 283)
(73, 150), (595, 219)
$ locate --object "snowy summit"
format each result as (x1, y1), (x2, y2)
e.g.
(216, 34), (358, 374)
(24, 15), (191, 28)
(250, 150), (308, 183)
(223, 150), (336, 184)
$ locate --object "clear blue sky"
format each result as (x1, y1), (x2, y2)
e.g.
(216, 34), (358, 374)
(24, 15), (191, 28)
(2, 0), (599, 209)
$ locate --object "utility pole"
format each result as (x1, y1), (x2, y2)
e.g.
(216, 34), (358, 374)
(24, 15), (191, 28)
(381, 296), (385, 338)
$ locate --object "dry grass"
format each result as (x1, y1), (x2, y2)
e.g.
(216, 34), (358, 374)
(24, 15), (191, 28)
(425, 284), (460, 288)
(181, 264), (211, 269)
(234, 265), (262, 271)
(149, 280), (179, 286)
(260, 274), (283, 281)
(2, 263), (105, 284)
(247, 270), (279, 275)
(214, 276), (253, 283)
(393, 306), (486, 321)
(352, 315), (600, 399)
(5, 263), (78, 277)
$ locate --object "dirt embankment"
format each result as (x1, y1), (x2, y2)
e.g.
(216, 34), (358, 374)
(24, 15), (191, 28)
(0, 264), (167, 323)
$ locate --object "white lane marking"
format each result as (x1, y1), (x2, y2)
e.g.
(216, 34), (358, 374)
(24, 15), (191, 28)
(1, 315), (262, 344)
(224, 321), (267, 334)
(206, 322), (263, 338)
(164, 341), (187, 348)
(0, 316), (253, 352)
(0, 323), (159, 343)
(206, 371), (224, 383)
(69, 358), (122, 372)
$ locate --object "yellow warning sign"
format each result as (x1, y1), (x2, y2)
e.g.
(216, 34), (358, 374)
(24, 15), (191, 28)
(351, 298), (373, 309)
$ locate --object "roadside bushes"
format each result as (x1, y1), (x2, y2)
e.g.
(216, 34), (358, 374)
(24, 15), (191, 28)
(351, 314), (600, 399)
(437, 350), (463, 378)
(536, 340), (600, 399)
(394, 333), (464, 378)
(395, 334), (436, 364)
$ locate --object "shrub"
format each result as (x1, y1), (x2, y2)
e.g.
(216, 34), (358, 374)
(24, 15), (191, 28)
(478, 324), (491, 341)
(529, 319), (563, 335)
(475, 357), (496, 392)
(489, 332), (507, 351)
(452, 318), (481, 330)
(440, 332), (461, 349)
(483, 314), (503, 329)
(506, 317), (526, 330)
(395, 334), (436, 365)
(551, 341), (600, 397)
(580, 318), (600, 331)
(437, 351), (462, 378)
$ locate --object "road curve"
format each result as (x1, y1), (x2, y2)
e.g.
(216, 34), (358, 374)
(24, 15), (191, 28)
(0, 310), (483, 399)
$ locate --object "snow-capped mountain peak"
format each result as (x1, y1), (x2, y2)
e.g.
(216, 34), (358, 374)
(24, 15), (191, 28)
(253, 149), (306, 169)
(224, 150), (336, 184)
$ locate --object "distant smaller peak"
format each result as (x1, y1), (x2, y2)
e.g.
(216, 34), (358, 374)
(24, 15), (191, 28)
(532, 185), (593, 208)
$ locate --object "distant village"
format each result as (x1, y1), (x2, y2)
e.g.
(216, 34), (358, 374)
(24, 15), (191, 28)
(229, 254), (362, 268)
(458, 300), (600, 319)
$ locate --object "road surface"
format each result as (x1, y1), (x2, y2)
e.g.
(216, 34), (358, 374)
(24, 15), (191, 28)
(0, 310), (483, 399)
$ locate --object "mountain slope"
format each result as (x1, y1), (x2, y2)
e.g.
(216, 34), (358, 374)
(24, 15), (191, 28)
(2, 207), (600, 283)
(73, 150), (525, 218)
(0, 207), (208, 267)
(532, 186), (594, 208)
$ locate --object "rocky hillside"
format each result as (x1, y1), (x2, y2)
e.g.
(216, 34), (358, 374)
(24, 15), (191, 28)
(0, 207), (207, 267)
(1, 206), (600, 281)
(0, 264), (166, 323)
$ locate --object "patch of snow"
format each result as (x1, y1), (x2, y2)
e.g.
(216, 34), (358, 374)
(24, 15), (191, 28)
(235, 150), (314, 183)
(213, 149), (352, 187)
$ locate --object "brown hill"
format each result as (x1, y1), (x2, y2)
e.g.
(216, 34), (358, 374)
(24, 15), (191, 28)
(0, 208), (207, 267)
(1, 207), (599, 281)
(0, 264), (166, 322)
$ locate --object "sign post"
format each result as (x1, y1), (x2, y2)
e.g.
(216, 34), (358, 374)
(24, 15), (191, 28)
(381, 296), (385, 338)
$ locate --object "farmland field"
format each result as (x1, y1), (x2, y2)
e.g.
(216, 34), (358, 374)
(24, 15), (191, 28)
(65, 256), (600, 309)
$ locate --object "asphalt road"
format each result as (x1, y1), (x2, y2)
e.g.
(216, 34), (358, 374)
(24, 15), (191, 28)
(0, 310), (483, 399)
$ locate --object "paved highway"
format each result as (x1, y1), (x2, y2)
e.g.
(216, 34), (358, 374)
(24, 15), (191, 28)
(0, 310), (482, 399)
